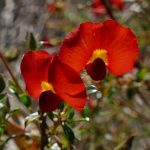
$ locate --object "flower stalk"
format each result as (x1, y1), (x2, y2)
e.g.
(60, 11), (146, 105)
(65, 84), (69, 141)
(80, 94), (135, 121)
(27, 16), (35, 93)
(39, 111), (48, 150)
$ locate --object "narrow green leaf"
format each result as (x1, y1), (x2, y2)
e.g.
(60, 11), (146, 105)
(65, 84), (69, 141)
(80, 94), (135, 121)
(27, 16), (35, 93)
(5, 97), (10, 111)
(62, 123), (75, 144)
(25, 33), (37, 50)
(0, 124), (7, 136)
(0, 115), (3, 124)
(82, 107), (90, 118)
(0, 74), (5, 93)
(60, 102), (65, 111)
(108, 87), (117, 104)
(9, 84), (19, 94)
(19, 94), (31, 108)
(0, 94), (6, 100)
(47, 112), (54, 120)
(67, 109), (75, 120)
(136, 67), (148, 81)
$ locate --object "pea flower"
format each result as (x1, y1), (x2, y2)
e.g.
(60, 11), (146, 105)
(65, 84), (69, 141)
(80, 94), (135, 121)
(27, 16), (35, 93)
(47, 2), (64, 13)
(111, 0), (125, 9)
(59, 20), (139, 81)
(92, 0), (106, 17)
(21, 50), (86, 112)
(92, 0), (124, 17)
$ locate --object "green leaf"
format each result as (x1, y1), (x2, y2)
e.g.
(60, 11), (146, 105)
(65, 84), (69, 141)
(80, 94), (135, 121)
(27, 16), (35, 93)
(0, 94), (6, 100)
(9, 84), (19, 94)
(62, 123), (75, 144)
(0, 115), (3, 124)
(67, 109), (75, 120)
(5, 98), (10, 111)
(47, 112), (54, 120)
(136, 67), (148, 81)
(25, 112), (40, 127)
(36, 43), (43, 50)
(0, 124), (7, 136)
(19, 94), (31, 108)
(60, 102), (65, 111)
(82, 107), (90, 118)
(0, 74), (5, 93)
(25, 33), (37, 50)
(108, 87), (117, 104)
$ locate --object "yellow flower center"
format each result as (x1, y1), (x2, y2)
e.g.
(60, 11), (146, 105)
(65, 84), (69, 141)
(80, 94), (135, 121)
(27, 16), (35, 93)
(41, 81), (55, 93)
(89, 49), (108, 64)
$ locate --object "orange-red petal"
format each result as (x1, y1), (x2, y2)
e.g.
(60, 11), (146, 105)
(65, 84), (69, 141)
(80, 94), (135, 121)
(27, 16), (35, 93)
(59, 22), (102, 73)
(111, 0), (124, 9)
(49, 55), (87, 112)
(21, 50), (52, 99)
(60, 20), (138, 76)
(92, 0), (106, 17)
(99, 20), (139, 75)
(86, 58), (106, 81)
(39, 90), (62, 112)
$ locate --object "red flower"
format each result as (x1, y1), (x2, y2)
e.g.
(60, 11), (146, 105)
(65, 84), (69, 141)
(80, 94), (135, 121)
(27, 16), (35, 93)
(111, 0), (124, 9)
(47, 3), (57, 13)
(21, 50), (86, 112)
(47, 2), (64, 13)
(92, 0), (124, 17)
(59, 20), (139, 81)
(92, 0), (106, 17)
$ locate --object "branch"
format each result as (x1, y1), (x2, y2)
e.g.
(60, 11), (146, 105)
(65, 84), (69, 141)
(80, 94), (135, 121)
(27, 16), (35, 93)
(0, 52), (24, 93)
(101, 0), (116, 20)
(40, 111), (48, 150)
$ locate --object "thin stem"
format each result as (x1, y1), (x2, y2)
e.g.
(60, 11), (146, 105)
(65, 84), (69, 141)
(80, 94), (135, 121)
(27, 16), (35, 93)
(0, 52), (24, 93)
(101, 0), (116, 20)
(40, 111), (48, 150)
